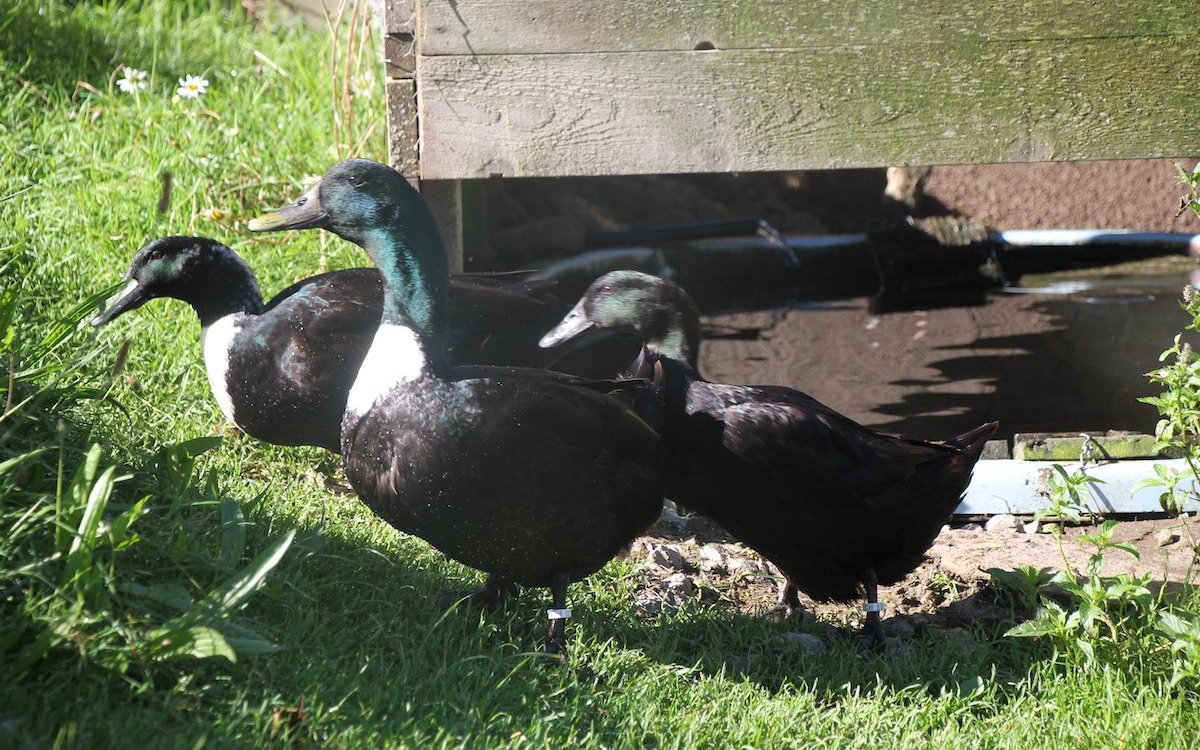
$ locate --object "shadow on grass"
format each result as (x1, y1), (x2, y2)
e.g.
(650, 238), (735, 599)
(579, 585), (1043, 698)
(1, 2), (119, 94)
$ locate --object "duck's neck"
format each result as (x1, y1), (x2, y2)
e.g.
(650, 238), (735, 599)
(644, 305), (701, 374)
(189, 258), (264, 327)
(358, 214), (448, 363)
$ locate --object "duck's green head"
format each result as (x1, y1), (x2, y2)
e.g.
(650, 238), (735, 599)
(539, 270), (701, 367)
(92, 236), (261, 327)
(251, 159), (447, 337)
(248, 159), (439, 255)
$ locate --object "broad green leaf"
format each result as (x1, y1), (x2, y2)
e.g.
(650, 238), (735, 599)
(219, 499), (246, 567)
(207, 528), (295, 614)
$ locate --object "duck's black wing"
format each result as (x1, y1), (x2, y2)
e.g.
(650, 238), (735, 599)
(689, 380), (956, 498)
(242, 268), (381, 450)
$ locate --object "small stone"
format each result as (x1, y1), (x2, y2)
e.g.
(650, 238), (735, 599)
(957, 522), (984, 532)
(984, 514), (1024, 533)
(646, 543), (689, 571)
(726, 554), (761, 576)
(698, 544), (727, 574)
(1157, 528), (1181, 547)
(777, 631), (827, 658)
(656, 502), (687, 530)
(663, 572), (695, 598)
(1023, 520), (1040, 535)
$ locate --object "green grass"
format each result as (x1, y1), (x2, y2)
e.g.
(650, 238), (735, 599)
(3, 1), (1200, 747)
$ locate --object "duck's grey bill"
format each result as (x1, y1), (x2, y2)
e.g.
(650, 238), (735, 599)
(91, 279), (147, 326)
(247, 185), (328, 232)
(538, 301), (594, 348)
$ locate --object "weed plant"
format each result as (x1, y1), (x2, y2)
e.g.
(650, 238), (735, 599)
(3, 1), (1200, 747)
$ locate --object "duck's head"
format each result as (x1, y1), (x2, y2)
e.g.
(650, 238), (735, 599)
(92, 236), (261, 327)
(248, 159), (435, 252)
(250, 159), (447, 338)
(539, 270), (701, 367)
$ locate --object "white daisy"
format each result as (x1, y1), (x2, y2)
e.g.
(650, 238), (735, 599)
(176, 74), (209, 99)
(350, 72), (375, 98)
(117, 67), (149, 94)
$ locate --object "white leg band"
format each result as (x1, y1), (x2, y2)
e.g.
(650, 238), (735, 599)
(547, 608), (572, 620)
(864, 602), (885, 613)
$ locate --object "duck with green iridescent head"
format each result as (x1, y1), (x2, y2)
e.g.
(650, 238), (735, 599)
(249, 159), (664, 657)
(541, 270), (997, 644)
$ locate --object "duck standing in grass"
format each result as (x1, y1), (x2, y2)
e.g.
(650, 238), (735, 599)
(92, 237), (613, 452)
(248, 159), (664, 656)
(540, 270), (997, 643)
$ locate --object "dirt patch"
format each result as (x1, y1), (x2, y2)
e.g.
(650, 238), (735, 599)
(626, 515), (1200, 639)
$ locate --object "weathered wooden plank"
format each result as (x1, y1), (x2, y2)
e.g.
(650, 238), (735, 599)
(382, 0), (414, 36)
(385, 78), (418, 181)
(417, 0), (1198, 56)
(416, 39), (1200, 179)
(381, 0), (415, 77)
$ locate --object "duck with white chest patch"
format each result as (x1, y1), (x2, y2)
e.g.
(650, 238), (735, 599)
(249, 159), (664, 657)
(93, 235), (622, 453)
(93, 236), (378, 451)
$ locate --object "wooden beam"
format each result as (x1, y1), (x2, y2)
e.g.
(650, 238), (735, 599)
(382, 0), (416, 76)
(1012, 433), (1164, 461)
(385, 78), (418, 181)
(417, 1), (1197, 56)
(415, 38), (1200, 179)
(419, 180), (490, 272)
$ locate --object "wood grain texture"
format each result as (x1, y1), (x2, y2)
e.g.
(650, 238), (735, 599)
(416, 38), (1200, 179)
(382, 0), (415, 77)
(385, 78), (418, 180)
(416, 0), (1197, 55)
(382, 0), (414, 35)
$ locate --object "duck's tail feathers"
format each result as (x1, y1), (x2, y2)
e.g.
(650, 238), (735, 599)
(949, 421), (1000, 460)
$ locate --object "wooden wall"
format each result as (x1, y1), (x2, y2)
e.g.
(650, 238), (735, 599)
(391, 1), (1200, 181)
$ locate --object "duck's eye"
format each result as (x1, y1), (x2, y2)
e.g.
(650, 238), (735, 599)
(346, 174), (366, 187)
(601, 285), (613, 295)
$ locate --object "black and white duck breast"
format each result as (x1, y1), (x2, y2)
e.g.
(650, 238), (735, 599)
(249, 158), (664, 656)
(340, 326), (663, 586)
(93, 236), (377, 452)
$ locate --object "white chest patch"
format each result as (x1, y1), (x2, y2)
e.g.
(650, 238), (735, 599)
(345, 323), (427, 418)
(200, 314), (244, 426)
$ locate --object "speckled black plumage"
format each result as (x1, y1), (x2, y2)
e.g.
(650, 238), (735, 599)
(93, 236), (618, 453)
(340, 365), (662, 587)
(542, 270), (997, 637)
(250, 160), (663, 654)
